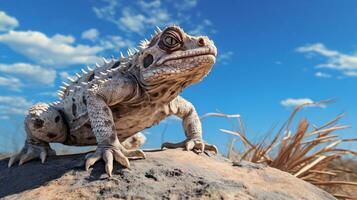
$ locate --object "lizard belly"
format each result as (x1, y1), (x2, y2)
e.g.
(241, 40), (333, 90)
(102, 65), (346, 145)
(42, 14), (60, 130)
(64, 103), (171, 145)
(112, 104), (170, 141)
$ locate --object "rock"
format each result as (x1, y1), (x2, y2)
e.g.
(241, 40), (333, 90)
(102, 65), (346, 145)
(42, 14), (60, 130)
(0, 149), (335, 200)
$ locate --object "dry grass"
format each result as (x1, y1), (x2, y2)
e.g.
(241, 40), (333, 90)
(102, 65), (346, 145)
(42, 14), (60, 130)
(203, 101), (357, 199)
(323, 158), (357, 199)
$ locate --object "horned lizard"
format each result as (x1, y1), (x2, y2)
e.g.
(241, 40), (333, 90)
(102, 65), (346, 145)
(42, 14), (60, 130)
(8, 25), (218, 176)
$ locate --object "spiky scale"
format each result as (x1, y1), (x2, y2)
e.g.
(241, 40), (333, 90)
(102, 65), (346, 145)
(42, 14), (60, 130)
(81, 69), (87, 74)
(62, 82), (69, 86)
(76, 73), (81, 78)
(87, 66), (94, 71)
(100, 72), (107, 76)
(67, 77), (75, 82)
(120, 52), (125, 59)
(60, 86), (66, 90)
(127, 49), (132, 56)
(96, 63), (100, 68)
(102, 57), (109, 64)
(156, 26), (162, 32)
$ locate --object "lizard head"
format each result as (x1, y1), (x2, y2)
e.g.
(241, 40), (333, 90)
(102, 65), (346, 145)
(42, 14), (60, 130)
(135, 25), (217, 86)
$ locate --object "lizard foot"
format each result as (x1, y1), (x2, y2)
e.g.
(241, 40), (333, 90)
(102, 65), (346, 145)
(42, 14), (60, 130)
(85, 146), (146, 177)
(8, 143), (56, 167)
(161, 139), (218, 154)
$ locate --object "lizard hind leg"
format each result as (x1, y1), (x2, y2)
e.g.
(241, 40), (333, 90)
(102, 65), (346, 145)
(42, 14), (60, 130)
(121, 132), (147, 150)
(8, 103), (67, 167)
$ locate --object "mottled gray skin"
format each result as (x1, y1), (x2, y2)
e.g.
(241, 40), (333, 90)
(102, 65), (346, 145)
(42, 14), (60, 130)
(8, 25), (218, 176)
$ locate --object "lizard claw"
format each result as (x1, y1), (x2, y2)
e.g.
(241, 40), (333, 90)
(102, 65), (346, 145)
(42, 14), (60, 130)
(122, 149), (146, 159)
(103, 150), (114, 177)
(85, 146), (146, 177)
(162, 139), (218, 154)
(8, 143), (56, 167)
(85, 152), (101, 171)
(204, 143), (218, 154)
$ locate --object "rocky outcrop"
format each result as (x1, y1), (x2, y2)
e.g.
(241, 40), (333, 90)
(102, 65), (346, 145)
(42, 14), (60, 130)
(0, 149), (335, 200)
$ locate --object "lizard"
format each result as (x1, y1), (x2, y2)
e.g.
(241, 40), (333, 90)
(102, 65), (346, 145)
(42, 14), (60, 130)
(7, 25), (218, 176)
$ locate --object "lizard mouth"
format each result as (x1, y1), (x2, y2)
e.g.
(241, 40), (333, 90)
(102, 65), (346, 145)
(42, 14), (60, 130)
(142, 46), (217, 82)
(156, 46), (217, 65)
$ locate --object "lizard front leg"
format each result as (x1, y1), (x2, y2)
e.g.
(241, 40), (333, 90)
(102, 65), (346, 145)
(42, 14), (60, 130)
(85, 80), (145, 177)
(162, 96), (218, 154)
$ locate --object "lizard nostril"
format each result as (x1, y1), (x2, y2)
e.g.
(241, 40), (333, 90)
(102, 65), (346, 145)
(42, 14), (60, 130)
(198, 38), (205, 46)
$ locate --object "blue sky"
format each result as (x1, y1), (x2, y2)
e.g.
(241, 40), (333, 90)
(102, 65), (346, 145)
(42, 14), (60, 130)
(0, 0), (356, 154)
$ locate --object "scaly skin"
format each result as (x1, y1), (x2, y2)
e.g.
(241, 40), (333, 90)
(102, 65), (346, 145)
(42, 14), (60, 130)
(8, 25), (218, 176)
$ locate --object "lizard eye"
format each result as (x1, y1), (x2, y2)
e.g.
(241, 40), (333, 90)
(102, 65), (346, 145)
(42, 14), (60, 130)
(159, 28), (182, 53)
(163, 35), (178, 46)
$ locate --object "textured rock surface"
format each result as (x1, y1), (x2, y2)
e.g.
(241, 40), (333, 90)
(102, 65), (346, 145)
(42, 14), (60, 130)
(0, 149), (335, 200)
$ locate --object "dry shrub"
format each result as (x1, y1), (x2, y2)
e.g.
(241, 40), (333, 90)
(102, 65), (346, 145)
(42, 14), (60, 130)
(202, 101), (357, 199)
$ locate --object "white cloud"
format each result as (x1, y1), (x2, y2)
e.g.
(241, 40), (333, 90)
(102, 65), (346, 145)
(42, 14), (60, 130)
(296, 43), (357, 78)
(93, 0), (118, 20)
(280, 98), (324, 108)
(0, 63), (56, 85)
(0, 96), (32, 116)
(315, 71), (331, 78)
(343, 71), (357, 77)
(217, 51), (234, 65)
(100, 35), (134, 51)
(138, 0), (162, 9)
(0, 11), (19, 32)
(52, 34), (75, 44)
(296, 43), (339, 57)
(0, 30), (103, 67)
(116, 6), (170, 34)
(0, 76), (22, 91)
(93, 0), (210, 36)
(119, 9), (147, 33)
(174, 0), (198, 10)
(82, 28), (100, 41)
(0, 106), (28, 116)
(188, 19), (213, 35)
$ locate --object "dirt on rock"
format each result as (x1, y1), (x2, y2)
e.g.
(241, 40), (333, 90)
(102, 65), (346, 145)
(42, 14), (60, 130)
(0, 149), (336, 200)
